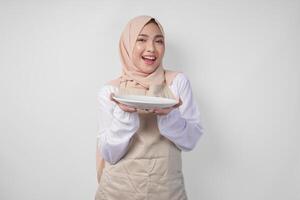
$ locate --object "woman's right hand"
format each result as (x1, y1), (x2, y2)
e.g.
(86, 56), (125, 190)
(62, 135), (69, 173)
(110, 93), (137, 113)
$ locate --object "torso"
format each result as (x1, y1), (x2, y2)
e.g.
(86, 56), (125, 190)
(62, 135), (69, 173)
(95, 70), (188, 200)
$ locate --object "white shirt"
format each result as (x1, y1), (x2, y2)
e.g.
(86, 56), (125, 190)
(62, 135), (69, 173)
(97, 73), (204, 164)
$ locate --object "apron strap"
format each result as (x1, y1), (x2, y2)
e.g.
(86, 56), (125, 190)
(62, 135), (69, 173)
(164, 70), (179, 86)
(106, 77), (121, 87)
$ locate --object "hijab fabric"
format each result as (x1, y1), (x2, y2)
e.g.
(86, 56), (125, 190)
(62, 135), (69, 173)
(119, 15), (166, 90)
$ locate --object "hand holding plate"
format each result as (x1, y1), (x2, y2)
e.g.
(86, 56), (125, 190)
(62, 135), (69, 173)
(110, 93), (137, 113)
(153, 98), (182, 116)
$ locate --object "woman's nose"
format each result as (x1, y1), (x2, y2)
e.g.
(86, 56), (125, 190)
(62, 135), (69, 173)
(146, 41), (155, 52)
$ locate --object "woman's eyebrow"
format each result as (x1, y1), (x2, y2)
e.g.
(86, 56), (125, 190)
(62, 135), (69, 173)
(155, 35), (164, 38)
(138, 34), (148, 37)
(138, 34), (164, 38)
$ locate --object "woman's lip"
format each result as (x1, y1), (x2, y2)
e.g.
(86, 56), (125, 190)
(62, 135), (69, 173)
(142, 55), (156, 60)
(142, 57), (156, 65)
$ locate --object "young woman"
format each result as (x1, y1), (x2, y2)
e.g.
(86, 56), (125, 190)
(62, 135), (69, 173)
(95, 15), (204, 200)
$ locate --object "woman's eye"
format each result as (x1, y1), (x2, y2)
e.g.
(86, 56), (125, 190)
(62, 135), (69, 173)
(137, 38), (146, 42)
(156, 40), (164, 44)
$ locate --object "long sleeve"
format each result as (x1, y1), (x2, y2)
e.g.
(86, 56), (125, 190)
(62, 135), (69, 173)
(157, 73), (204, 151)
(96, 85), (140, 164)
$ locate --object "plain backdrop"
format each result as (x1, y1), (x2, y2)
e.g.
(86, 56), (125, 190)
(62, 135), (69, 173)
(0, 0), (299, 199)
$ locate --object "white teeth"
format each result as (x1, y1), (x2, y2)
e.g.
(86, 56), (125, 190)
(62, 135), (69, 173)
(143, 56), (156, 60)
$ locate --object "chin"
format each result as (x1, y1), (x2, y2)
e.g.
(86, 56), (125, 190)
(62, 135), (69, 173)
(141, 65), (159, 74)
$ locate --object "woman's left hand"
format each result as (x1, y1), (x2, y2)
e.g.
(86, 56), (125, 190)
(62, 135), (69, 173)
(153, 98), (182, 116)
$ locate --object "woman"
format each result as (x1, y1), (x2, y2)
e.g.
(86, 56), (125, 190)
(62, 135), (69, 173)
(95, 15), (204, 200)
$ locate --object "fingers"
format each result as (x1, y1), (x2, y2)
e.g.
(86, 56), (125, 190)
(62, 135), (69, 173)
(173, 98), (182, 108)
(109, 93), (137, 113)
(110, 93), (117, 103)
(119, 104), (137, 113)
(153, 107), (173, 115)
(154, 98), (182, 115)
(178, 98), (183, 106)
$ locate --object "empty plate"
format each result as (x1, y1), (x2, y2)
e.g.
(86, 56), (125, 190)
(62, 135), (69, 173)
(112, 95), (178, 109)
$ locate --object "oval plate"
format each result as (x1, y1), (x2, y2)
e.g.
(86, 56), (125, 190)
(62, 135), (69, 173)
(112, 95), (178, 109)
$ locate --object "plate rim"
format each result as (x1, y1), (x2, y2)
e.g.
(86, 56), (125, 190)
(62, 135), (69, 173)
(112, 94), (177, 106)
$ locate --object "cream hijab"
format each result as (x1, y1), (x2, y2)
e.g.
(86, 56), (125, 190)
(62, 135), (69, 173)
(119, 15), (166, 90)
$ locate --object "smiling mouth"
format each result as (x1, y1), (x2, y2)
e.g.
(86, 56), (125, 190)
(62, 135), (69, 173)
(142, 55), (157, 65)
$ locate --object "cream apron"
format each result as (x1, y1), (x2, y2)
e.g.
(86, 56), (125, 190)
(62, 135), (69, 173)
(95, 71), (187, 200)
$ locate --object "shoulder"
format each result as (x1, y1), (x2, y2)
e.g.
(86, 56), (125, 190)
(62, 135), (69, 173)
(106, 77), (121, 87)
(97, 83), (119, 100)
(170, 72), (191, 90)
(167, 72), (193, 98)
(164, 69), (190, 86)
(97, 77), (122, 97)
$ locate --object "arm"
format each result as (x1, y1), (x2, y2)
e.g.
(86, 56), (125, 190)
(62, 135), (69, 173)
(157, 73), (204, 151)
(96, 85), (140, 164)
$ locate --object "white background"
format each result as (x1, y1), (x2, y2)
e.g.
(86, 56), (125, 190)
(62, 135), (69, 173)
(1, 0), (299, 199)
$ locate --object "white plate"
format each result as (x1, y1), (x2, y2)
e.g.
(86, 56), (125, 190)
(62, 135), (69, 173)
(112, 95), (178, 109)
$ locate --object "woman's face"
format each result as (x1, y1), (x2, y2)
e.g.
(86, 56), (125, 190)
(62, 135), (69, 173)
(132, 22), (165, 75)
